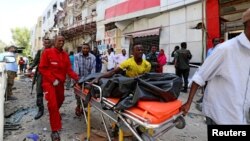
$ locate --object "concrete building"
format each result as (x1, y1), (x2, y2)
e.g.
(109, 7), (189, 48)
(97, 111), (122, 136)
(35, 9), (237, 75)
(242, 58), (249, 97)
(59, 0), (97, 51)
(42, 0), (64, 39)
(95, 0), (250, 64)
(30, 17), (43, 58)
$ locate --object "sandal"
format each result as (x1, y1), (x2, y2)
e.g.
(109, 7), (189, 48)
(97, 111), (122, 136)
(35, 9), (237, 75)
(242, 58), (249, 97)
(51, 131), (60, 141)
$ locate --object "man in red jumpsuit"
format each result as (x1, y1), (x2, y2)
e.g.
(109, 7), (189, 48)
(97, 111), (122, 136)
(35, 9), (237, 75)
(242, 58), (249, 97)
(39, 35), (79, 141)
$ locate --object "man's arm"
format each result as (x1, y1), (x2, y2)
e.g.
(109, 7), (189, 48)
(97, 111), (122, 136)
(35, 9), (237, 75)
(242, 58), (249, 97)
(181, 82), (200, 115)
(29, 50), (41, 69)
(92, 67), (123, 84)
(39, 50), (57, 83)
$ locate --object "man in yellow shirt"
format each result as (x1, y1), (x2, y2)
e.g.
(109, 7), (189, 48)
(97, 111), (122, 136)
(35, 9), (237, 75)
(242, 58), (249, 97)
(93, 44), (151, 82)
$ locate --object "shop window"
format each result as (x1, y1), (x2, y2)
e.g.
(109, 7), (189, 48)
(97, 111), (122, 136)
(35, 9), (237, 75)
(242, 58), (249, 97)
(133, 35), (159, 55)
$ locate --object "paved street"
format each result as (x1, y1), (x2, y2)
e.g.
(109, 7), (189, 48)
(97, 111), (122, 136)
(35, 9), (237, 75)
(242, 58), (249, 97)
(4, 65), (207, 141)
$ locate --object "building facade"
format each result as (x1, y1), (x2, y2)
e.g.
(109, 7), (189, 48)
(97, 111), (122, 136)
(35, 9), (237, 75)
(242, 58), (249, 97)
(42, 0), (65, 39)
(96, 0), (249, 63)
(58, 0), (97, 52)
(30, 17), (43, 57)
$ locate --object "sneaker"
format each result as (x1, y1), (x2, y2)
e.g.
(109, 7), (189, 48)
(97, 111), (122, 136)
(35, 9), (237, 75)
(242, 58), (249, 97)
(7, 96), (18, 101)
(51, 131), (60, 141)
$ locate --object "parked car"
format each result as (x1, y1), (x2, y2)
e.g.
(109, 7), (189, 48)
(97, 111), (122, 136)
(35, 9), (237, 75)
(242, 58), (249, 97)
(0, 53), (16, 140)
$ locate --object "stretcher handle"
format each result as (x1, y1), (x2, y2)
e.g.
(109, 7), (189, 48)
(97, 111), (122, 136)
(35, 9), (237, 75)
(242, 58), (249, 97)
(84, 82), (103, 102)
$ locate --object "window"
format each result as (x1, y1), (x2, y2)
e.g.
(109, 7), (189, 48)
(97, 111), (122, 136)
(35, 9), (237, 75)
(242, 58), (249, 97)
(53, 3), (57, 12)
(43, 16), (46, 23)
(133, 35), (160, 55)
(47, 11), (51, 19)
(60, 2), (64, 8)
(76, 14), (82, 22)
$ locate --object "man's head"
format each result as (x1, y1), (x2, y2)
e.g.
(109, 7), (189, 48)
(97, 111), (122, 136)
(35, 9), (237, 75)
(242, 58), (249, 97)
(212, 38), (220, 47)
(43, 38), (52, 48)
(174, 46), (180, 51)
(132, 44), (143, 59)
(69, 51), (74, 56)
(82, 43), (90, 56)
(243, 8), (250, 40)
(180, 42), (187, 49)
(8, 45), (17, 53)
(54, 35), (65, 50)
(108, 48), (114, 54)
(122, 49), (126, 56)
(151, 46), (157, 53)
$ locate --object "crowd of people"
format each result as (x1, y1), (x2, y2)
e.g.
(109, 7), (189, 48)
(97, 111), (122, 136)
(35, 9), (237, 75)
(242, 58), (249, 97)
(1, 7), (250, 141)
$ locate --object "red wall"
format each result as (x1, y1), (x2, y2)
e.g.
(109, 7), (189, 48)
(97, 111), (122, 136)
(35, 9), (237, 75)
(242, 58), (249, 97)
(206, 0), (220, 49)
(105, 0), (160, 19)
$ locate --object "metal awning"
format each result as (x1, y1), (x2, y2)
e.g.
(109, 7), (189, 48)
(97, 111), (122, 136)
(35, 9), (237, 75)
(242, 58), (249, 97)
(124, 27), (160, 38)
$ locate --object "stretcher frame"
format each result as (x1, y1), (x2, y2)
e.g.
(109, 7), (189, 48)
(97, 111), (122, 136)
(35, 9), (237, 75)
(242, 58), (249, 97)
(74, 83), (186, 141)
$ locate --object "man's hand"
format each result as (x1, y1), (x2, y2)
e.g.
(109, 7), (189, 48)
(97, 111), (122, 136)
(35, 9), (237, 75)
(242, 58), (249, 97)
(180, 102), (191, 116)
(74, 83), (81, 88)
(53, 79), (59, 86)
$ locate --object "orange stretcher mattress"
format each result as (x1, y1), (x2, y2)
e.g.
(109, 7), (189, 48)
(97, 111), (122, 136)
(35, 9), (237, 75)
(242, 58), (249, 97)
(107, 98), (182, 124)
(78, 87), (182, 124)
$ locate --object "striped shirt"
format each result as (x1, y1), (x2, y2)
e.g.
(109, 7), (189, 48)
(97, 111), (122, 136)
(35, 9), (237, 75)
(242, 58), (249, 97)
(74, 52), (96, 78)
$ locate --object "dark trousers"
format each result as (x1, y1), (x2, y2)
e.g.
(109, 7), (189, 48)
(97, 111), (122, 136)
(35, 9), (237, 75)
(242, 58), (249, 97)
(176, 68), (190, 90)
(36, 74), (44, 108)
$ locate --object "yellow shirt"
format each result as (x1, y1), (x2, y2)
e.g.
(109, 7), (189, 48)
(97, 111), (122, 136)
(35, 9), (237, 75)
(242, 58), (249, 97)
(119, 57), (151, 77)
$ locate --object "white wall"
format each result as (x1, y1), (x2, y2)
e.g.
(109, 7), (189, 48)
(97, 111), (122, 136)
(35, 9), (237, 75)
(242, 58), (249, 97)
(168, 2), (203, 63)
(161, 0), (200, 11)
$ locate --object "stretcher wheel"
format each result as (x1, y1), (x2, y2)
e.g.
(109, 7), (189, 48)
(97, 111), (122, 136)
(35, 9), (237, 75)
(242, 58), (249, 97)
(174, 116), (186, 129)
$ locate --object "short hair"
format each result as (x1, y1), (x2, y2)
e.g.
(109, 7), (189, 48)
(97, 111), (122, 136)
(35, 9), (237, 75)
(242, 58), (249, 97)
(132, 44), (143, 51)
(180, 42), (187, 48)
(69, 51), (74, 55)
(82, 43), (90, 48)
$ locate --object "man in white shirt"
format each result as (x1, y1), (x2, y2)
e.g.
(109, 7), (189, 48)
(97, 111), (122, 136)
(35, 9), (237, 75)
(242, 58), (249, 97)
(107, 48), (115, 71)
(114, 49), (128, 67)
(181, 8), (250, 125)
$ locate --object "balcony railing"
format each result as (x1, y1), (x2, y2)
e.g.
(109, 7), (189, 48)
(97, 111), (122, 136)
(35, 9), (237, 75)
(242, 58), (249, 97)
(65, 14), (97, 30)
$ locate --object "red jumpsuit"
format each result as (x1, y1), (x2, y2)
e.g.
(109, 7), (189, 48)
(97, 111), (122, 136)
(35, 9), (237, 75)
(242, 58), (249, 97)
(39, 48), (78, 132)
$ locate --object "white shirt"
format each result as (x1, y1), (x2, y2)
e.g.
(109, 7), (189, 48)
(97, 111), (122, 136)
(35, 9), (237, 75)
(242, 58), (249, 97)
(114, 54), (128, 66)
(23, 57), (29, 65)
(107, 52), (115, 70)
(192, 32), (250, 124)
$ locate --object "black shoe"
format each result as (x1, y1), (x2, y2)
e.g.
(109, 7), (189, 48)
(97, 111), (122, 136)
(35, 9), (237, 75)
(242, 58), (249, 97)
(34, 107), (44, 120)
(7, 96), (18, 101)
(51, 131), (60, 141)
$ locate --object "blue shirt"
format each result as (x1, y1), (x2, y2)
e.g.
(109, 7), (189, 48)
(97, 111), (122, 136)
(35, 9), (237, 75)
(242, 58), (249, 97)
(74, 52), (96, 78)
(69, 55), (74, 70)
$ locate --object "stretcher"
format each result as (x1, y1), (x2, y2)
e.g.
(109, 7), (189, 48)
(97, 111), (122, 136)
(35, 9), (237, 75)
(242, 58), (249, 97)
(74, 82), (186, 141)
